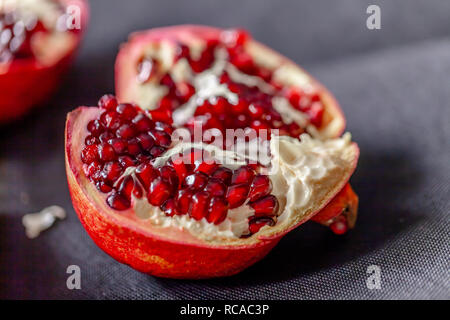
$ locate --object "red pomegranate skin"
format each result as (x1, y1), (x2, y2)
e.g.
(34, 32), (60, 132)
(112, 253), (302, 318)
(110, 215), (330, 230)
(0, 0), (89, 123)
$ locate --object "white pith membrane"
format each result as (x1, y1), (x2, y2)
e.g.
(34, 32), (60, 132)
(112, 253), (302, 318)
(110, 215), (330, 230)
(0, 0), (77, 69)
(68, 106), (358, 244)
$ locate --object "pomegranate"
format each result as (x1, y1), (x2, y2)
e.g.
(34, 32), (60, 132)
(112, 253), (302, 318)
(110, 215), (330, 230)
(66, 97), (359, 279)
(0, 0), (89, 123)
(65, 26), (360, 278)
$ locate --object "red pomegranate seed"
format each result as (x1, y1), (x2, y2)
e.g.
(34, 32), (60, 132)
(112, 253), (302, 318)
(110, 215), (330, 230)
(288, 122), (305, 137)
(98, 143), (116, 162)
(160, 74), (176, 90)
(249, 174), (272, 202)
(149, 146), (165, 157)
(231, 166), (255, 185)
(248, 103), (264, 118)
(85, 135), (98, 146)
(96, 181), (112, 193)
(87, 119), (104, 136)
(329, 216), (348, 235)
(108, 138), (127, 154)
(86, 161), (102, 177)
(154, 121), (174, 135)
(136, 154), (151, 163)
(101, 111), (122, 130)
(159, 165), (179, 191)
(195, 160), (218, 175)
(174, 43), (190, 62)
(211, 97), (228, 114)
(176, 82), (196, 103)
(230, 51), (253, 71)
(249, 195), (279, 216)
(286, 87), (303, 108)
(204, 179), (227, 197)
(231, 99), (248, 114)
(234, 114), (249, 127)
(170, 159), (191, 181)
(106, 192), (130, 211)
(149, 129), (171, 148)
(99, 131), (114, 143)
(116, 124), (136, 139)
(183, 172), (208, 190)
(207, 197), (229, 225)
(101, 161), (123, 182)
(226, 183), (250, 209)
(148, 177), (171, 206)
(149, 108), (173, 123)
(211, 167), (232, 184)
(127, 138), (141, 156)
(135, 163), (155, 189)
(189, 191), (211, 220)
(250, 119), (270, 131)
(221, 28), (249, 48)
(98, 94), (118, 111)
(132, 113), (154, 132)
(81, 144), (99, 163)
(157, 95), (176, 110)
(118, 155), (135, 168)
(248, 217), (275, 234)
(118, 103), (136, 116)
(118, 176), (135, 200)
(308, 102), (324, 127)
(161, 198), (178, 217)
(136, 133), (155, 150)
(175, 189), (194, 215)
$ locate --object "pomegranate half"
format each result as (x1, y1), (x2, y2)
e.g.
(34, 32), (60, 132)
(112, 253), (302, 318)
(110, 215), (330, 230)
(0, 0), (89, 123)
(66, 101), (359, 279)
(65, 26), (360, 278)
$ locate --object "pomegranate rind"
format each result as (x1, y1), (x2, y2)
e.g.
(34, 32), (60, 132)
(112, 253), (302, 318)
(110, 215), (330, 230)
(0, 0), (89, 123)
(66, 106), (359, 278)
(115, 25), (346, 138)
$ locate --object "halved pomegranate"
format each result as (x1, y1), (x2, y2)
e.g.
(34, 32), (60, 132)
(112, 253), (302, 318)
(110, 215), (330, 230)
(65, 95), (359, 278)
(0, 0), (89, 123)
(115, 25), (357, 234)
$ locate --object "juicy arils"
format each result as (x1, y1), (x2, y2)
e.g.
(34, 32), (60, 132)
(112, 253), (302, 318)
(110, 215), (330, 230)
(81, 95), (279, 237)
(0, 1), (73, 63)
(131, 28), (324, 137)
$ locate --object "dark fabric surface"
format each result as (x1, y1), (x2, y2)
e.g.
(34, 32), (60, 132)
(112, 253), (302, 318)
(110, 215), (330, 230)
(0, 0), (449, 299)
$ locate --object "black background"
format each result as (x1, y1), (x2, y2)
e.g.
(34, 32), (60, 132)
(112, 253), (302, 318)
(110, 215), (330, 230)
(0, 0), (449, 299)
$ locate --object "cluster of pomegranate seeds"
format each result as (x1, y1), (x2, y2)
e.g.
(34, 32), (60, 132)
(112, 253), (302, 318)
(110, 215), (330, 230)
(148, 149), (279, 233)
(136, 28), (325, 137)
(82, 95), (279, 236)
(0, 10), (49, 62)
(81, 95), (173, 210)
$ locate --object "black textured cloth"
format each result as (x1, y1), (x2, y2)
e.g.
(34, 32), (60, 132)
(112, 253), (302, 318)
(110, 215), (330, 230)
(0, 0), (449, 299)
